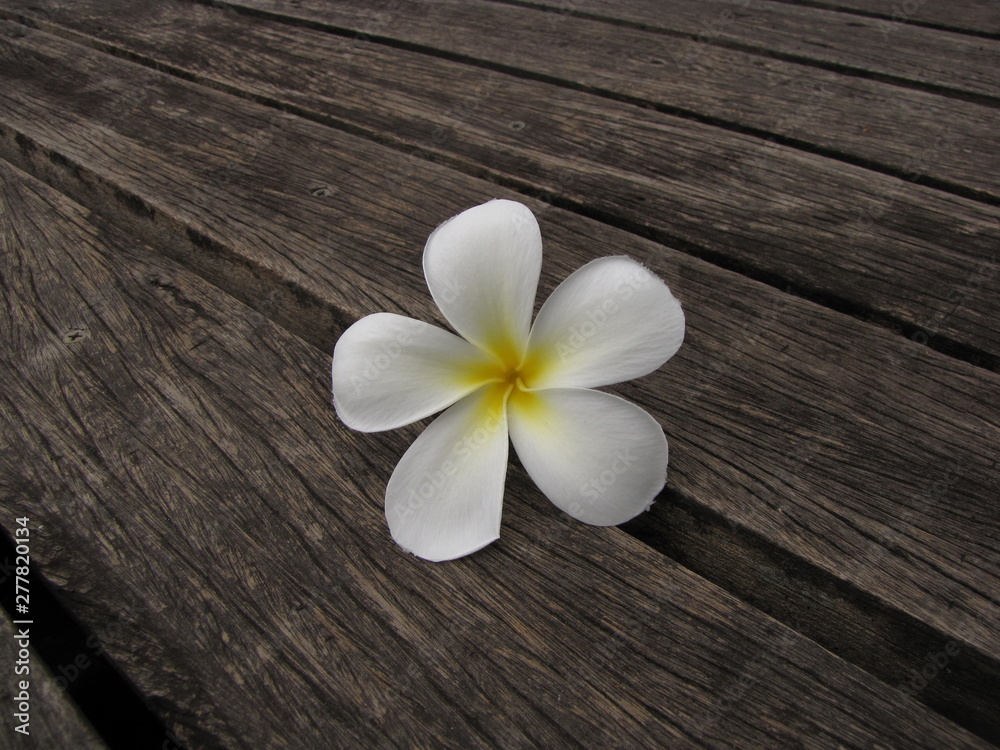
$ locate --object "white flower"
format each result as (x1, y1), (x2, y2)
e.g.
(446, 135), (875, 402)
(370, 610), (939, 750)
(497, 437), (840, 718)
(332, 200), (685, 561)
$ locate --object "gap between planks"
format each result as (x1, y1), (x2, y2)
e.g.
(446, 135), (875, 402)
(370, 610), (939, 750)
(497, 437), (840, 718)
(764, 0), (1000, 38)
(0, 528), (177, 748)
(0, 605), (108, 749)
(485, 0), (1000, 99)
(180, 0), (1000, 198)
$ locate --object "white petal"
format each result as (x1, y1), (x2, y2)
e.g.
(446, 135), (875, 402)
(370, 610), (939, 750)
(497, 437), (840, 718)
(507, 387), (667, 526)
(386, 385), (510, 561)
(522, 257), (684, 389)
(423, 199), (541, 363)
(332, 313), (497, 432)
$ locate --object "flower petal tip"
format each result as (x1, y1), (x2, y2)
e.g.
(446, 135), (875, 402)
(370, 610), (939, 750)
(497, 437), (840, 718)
(396, 533), (501, 563)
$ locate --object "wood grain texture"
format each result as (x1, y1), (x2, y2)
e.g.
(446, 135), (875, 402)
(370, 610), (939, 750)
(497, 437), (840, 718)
(0, 612), (107, 749)
(0, 21), (997, 740)
(3, 157), (989, 749)
(3, 6), (1000, 370)
(799, 0), (1000, 36)
(486, 0), (1000, 98)
(209, 0), (1000, 129)
(9, 0), (1000, 198)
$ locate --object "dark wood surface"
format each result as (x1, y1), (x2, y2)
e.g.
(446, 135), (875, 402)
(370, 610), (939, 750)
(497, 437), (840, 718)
(495, 0), (1000, 97)
(0, 613), (106, 748)
(5, 157), (990, 749)
(0, 0), (997, 748)
(767, 0), (1000, 36)
(7, 0), (999, 365)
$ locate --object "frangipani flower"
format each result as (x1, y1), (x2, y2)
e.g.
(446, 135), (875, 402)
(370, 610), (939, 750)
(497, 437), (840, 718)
(332, 200), (684, 561)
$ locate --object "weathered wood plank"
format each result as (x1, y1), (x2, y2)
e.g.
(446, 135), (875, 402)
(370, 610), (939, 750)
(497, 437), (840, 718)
(3, 8), (999, 370)
(9, 0), (1000, 199)
(215, 0), (1000, 100)
(3, 157), (988, 748)
(0, 611), (107, 749)
(0, 24), (998, 740)
(800, 0), (1000, 36)
(487, 0), (1000, 97)
(0, 526), (182, 748)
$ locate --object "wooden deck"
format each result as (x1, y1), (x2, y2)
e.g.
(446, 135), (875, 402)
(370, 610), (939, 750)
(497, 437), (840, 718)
(1, 0), (997, 747)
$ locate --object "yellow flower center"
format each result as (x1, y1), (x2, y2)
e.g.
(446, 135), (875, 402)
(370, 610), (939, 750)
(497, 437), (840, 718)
(464, 337), (550, 427)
